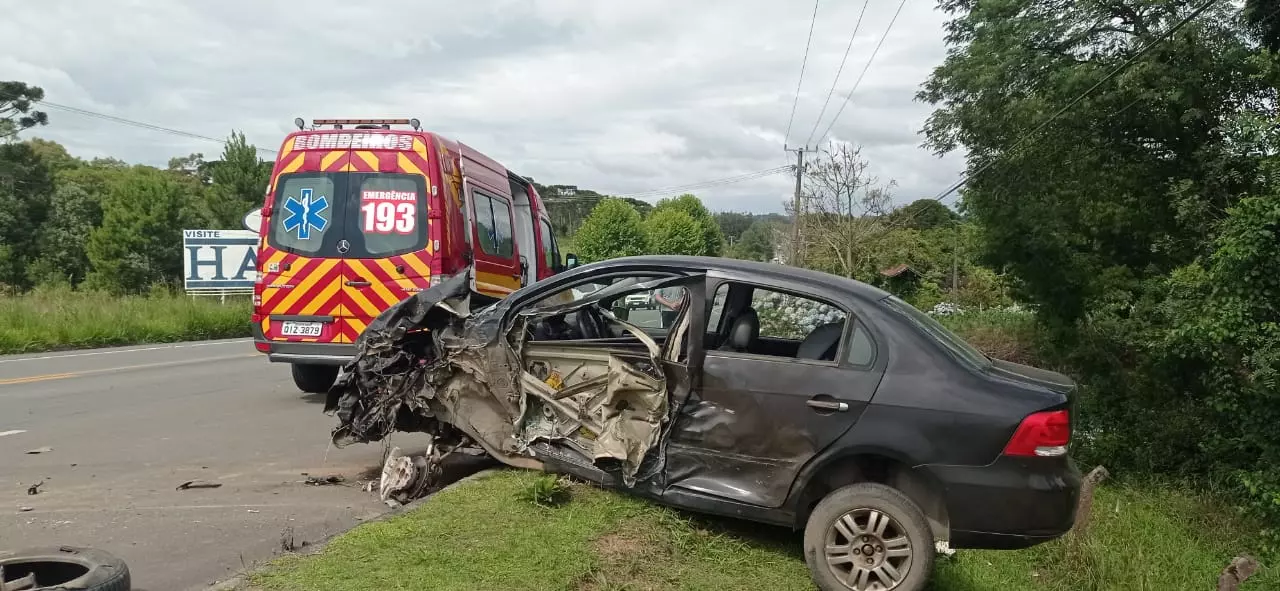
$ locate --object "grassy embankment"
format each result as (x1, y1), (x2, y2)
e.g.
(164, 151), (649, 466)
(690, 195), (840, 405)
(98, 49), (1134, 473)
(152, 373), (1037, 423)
(0, 285), (251, 354)
(249, 470), (1273, 591)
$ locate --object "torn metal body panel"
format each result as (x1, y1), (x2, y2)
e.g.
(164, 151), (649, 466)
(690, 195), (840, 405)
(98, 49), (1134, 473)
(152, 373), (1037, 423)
(325, 271), (683, 485)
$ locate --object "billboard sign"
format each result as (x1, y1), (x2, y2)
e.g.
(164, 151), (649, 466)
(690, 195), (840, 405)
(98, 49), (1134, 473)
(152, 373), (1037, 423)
(183, 229), (258, 291)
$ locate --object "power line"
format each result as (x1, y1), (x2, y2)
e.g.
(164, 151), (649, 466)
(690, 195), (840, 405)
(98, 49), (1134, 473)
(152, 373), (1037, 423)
(783, 0), (821, 149)
(812, 0), (909, 148)
(927, 0), (1220, 205)
(803, 0), (870, 148)
(0, 91), (277, 157)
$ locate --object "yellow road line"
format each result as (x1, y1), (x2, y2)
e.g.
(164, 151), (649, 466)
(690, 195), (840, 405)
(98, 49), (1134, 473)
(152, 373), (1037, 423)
(0, 372), (77, 385)
(0, 354), (259, 387)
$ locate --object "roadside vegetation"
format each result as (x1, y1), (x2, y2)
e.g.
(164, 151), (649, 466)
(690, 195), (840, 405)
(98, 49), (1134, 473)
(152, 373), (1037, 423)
(250, 470), (1274, 591)
(0, 284), (249, 353)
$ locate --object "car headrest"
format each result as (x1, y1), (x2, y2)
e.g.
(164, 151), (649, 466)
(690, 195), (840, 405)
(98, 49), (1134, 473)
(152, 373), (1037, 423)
(728, 308), (759, 350)
(797, 322), (843, 360)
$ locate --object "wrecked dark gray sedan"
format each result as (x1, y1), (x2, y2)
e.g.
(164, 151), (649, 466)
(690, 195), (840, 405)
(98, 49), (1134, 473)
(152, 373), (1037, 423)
(325, 255), (1081, 591)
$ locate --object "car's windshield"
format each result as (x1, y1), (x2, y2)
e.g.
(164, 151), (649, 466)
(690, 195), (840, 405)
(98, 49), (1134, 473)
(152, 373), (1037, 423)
(881, 295), (991, 368)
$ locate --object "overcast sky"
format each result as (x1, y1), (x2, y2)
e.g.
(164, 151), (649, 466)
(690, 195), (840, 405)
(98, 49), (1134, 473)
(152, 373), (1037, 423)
(1, 0), (965, 213)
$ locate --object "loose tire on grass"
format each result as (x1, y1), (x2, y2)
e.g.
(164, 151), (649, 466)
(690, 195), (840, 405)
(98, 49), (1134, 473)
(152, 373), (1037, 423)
(291, 363), (338, 394)
(803, 483), (935, 591)
(0, 546), (130, 591)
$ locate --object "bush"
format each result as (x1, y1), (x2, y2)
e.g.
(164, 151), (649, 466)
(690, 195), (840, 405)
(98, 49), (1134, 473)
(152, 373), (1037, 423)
(645, 209), (705, 255)
(573, 199), (648, 263)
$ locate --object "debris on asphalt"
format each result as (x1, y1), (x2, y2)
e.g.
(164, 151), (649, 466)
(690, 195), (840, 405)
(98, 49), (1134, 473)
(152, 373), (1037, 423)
(247, 509), (260, 514)
(280, 526), (296, 552)
(24, 446), (52, 455)
(303, 474), (345, 486)
(176, 480), (223, 491)
(18, 507), (33, 512)
(26, 480), (43, 496)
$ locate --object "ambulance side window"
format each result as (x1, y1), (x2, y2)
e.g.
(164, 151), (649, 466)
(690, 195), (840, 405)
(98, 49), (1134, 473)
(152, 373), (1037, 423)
(473, 191), (514, 258)
(271, 175), (337, 255)
(539, 218), (558, 270)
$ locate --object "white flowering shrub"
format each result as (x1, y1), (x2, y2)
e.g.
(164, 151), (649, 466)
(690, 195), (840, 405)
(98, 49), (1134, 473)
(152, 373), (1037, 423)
(752, 290), (846, 340)
(929, 302), (965, 316)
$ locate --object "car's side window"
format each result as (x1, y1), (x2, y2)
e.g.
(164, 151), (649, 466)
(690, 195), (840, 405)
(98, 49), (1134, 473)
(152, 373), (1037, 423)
(712, 283), (850, 363)
(524, 274), (686, 341)
(706, 283), (729, 333)
(846, 321), (876, 367)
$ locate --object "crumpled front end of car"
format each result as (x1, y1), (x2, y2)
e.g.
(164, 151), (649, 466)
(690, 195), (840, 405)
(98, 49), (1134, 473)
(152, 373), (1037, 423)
(324, 272), (676, 490)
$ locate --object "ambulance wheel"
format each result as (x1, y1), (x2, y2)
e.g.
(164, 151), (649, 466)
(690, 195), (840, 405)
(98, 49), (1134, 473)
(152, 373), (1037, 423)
(292, 364), (338, 394)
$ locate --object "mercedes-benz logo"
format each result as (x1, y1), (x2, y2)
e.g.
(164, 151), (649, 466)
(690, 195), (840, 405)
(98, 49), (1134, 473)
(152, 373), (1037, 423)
(336, 239), (350, 254)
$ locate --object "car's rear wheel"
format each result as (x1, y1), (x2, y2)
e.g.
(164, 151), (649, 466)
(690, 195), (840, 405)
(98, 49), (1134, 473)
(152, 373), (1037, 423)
(291, 364), (338, 394)
(803, 482), (934, 591)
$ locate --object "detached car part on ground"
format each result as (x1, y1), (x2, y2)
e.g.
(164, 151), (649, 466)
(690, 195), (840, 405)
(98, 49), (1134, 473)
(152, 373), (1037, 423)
(325, 256), (1082, 591)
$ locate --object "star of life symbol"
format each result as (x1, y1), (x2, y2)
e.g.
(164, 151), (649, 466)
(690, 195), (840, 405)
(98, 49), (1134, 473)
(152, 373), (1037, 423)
(282, 188), (329, 240)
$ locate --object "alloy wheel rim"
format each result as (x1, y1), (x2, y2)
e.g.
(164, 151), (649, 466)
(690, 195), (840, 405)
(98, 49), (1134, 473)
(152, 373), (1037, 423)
(823, 508), (913, 590)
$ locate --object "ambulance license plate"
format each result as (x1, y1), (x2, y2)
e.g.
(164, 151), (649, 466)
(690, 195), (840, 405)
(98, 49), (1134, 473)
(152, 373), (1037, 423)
(281, 321), (323, 337)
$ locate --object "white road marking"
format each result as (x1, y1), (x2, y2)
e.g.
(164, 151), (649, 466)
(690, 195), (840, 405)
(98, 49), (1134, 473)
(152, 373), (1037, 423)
(0, 430), (26, 437)
(0, 339), (253, 365)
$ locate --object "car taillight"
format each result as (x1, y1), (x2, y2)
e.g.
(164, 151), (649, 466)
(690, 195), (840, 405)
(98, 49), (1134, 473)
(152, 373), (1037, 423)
(255, 341), (271, 353)
(1002, 410), (1070, 457)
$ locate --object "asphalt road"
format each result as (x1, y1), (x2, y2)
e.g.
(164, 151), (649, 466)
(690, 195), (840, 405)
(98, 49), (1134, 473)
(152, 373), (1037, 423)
(0, 339), (438, 591)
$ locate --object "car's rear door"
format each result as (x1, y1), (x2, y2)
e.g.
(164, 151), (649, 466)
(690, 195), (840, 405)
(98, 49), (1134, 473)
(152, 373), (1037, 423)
(663, 276), (885, 508)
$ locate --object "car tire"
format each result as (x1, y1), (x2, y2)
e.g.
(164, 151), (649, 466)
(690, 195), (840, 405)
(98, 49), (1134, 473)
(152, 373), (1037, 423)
(802, 483), (935, 591)
(0, 546), (131, 591)
(291, 364), (338, 394)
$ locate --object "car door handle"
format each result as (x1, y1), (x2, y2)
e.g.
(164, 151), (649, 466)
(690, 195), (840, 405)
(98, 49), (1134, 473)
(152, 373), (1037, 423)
(806, 399), (849, 412)
(345, 280), (372, 287)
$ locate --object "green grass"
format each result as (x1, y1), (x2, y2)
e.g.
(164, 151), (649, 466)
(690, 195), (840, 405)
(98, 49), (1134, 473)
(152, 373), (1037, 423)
(0, 285), (251, 353)
(249, 470), (1274, 591)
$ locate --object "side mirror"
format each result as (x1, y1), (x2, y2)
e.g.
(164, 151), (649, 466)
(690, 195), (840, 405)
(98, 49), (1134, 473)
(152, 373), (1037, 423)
(242, 208), (263, 233)
(564, 253), (579, 270)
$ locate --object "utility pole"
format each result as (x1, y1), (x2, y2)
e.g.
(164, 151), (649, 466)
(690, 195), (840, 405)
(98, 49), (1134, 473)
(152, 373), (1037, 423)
(785, 145), (814, 267)
(951, 220), (960, 293)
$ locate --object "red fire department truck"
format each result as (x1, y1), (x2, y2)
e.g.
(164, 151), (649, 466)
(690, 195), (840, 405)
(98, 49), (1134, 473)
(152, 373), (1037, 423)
(251, 118), (568, 393)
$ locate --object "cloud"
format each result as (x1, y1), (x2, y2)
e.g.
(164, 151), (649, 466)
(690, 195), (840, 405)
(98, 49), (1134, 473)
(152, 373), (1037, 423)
(2, 0), (965, 213)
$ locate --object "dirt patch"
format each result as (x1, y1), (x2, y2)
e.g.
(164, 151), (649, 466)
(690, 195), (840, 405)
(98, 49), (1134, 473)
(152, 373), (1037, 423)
(577, 525), (672, 591)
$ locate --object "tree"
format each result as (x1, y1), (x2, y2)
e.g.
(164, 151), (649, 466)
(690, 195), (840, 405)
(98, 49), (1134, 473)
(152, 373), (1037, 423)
(919, 0), (1275, 323)
(26, 138), (79, 173)
(27, 182), (101, 286)
(890, 199), (958, 230)
(0, 142), (53, 289)
(168, 153), (211, 184)
(918, 0), (1280, 540)
(0, 81), (48, 140)
(86, 168), (204, 292)
(727, 219), (774, 262)
(206, 131), (270, 228)
(650, 194), (723, 256)
(573, 198), (649, 263)
(645, 209), (705, 255)
(714, 211), (755, 242)
(789, 141), (900, 279)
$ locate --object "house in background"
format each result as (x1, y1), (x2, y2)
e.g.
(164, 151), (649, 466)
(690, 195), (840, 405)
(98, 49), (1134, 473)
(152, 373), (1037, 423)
(879, 263), (923, 298)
